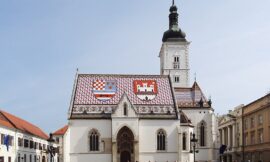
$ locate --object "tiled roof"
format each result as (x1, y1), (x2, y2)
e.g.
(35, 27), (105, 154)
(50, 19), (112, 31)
(73, 74), (174, 105)
(174, 81), (210, 108)
(53, 125), (68, 135)
(0, 110), (49, 140)
(0, 112), (16, 129)
(180, 111), (192, 124)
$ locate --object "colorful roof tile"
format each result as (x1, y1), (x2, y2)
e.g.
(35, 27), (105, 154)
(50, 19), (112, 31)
(0, 110), (49, 140)
(174, 81), (210, 108)
(74, 74), (174, 105)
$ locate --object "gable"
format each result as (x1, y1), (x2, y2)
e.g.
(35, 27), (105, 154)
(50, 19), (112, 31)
(112, 94), (137, 118)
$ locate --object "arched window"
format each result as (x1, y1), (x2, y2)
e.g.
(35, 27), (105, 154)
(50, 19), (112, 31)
(124, 103), (128, 116)
(18, 154), (20, 162)
(200, 122), (206, 146)
(89, 129), (99, 151)
(190, 132), (193, 150)
(157, 129), (166, 151)
(182, 133), (187, 150)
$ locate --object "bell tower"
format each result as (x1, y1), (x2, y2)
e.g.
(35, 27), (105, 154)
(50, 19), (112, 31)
(159, 0), (190, 88)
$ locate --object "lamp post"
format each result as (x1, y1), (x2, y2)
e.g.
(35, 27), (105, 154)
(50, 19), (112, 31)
(47, 133), (55, 162)
(190, 133), (199, 162)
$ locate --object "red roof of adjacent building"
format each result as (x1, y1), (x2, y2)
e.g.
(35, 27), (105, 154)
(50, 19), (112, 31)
(0, 110), (49, 140)
(53, 125), (68, 135)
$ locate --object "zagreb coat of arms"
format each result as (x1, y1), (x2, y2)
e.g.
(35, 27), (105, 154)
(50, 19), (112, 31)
(92, 79), (117, 101)
(133, 80), (158, 101)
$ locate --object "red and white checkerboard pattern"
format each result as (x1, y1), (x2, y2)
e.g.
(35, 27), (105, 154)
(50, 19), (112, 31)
(73, 75), (174, 105)
(92, 79), (105, 91)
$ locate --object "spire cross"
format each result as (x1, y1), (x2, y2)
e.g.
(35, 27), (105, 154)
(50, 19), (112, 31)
(172, 0), (175, 5)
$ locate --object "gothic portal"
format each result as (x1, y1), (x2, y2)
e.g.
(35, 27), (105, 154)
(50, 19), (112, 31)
(117, 126), (134, 162)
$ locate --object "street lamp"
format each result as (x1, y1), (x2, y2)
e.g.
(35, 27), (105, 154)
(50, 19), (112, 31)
(190, 133), (199, 162)
(47, 133), (55, 162)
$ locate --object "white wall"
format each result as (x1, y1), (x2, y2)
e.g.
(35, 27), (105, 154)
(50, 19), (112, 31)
(64, 128), (70, 162)
(0, 126), (16, 162)
(139, 119), (179, 162)
(182, 109), (219, 162)
(69, 119), (112, 162)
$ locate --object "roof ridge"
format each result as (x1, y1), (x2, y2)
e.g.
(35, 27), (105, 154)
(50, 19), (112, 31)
(78, 74), (169, 77)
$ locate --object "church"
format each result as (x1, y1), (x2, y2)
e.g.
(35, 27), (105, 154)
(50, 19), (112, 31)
(66, 1), (219, 162)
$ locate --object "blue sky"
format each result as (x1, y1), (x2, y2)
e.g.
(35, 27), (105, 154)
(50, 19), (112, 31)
(1, 0), (270, 133)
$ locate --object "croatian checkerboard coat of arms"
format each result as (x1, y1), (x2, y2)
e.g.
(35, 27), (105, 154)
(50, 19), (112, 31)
(133, 80), (158, 101)
(92, 79), (117, 101)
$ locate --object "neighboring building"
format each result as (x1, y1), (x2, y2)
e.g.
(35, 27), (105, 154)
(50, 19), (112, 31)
(0, 110), (58, 162)
(52, 126), (69, 162)
(243, 93), (270, 162)
(218, 104), (244, 162)
(66, 1), (219, 162)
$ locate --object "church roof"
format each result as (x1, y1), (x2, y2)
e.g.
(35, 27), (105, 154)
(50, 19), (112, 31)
(69, 74), (177, 119)
(53, 125), (68, 136)
(174, 81), (211, 108)
(0, 110), (49, 140)
(73, 74), (174, 105)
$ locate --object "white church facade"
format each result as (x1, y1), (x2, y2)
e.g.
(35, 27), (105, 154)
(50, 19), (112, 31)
(64, 1), (219, 162)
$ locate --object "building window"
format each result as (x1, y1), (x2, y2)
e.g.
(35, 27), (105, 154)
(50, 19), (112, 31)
(250, 117), (255, 128)
(9, 136), (13, 146)
(123, 103), (128, 116)
(18, 138), (23, 147)
(8, 157), (11, 162)
(34, 142), (37, 149)
(174, 56), (179, 62)
(200, 121), (206, 146)
(89, 129), (99, 151)
(244, 133), (248, 146)
(18, 154), (20, 162)
(29, 155), (32, 162)
(34, 155), (36, 162)
(173, 56), (180, 69)
(0, 134), (4, 144)
(244, 119), (248, 130)
(42, 144), (46, 151)
(30, 140), (34, 149)
(258, 115), (263, 125)
(182, 133), (187, 150)
(55, 137), (60, 144)
(157, 129), (166, 151)
(24, 139), (29, 148)
(174, 76), (180, 83)
(258, 129), (263, 144)
(39, 143), (42, 150)
(251, 131), (255, 145)
(24, 154), (26, 162)
(190, 133), (193, 150)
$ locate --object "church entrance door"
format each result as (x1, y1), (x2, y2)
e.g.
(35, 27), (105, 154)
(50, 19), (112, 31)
(120, 151), (131, 162)
(117, 126), (134, 162)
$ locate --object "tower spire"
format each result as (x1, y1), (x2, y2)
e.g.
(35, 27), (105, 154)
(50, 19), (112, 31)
(162, 1), (186, 42)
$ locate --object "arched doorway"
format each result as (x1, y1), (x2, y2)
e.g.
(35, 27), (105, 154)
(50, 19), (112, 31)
(42, 156), (46, 162)
(117, 126), (134, 162)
